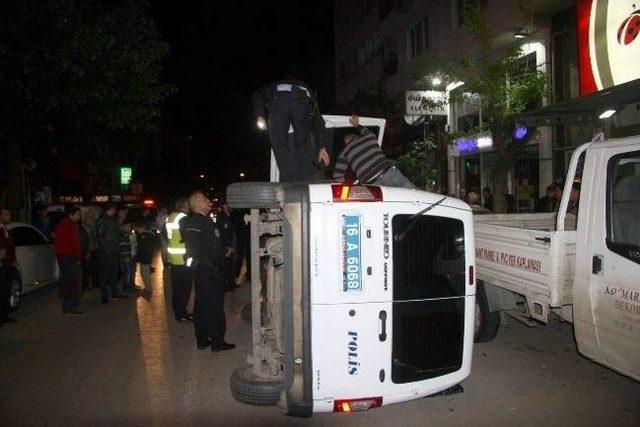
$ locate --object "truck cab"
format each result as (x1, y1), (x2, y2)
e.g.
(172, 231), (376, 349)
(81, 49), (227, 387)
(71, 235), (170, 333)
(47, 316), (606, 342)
(227, 116), (475, 416)
(572, 137), (640, 380)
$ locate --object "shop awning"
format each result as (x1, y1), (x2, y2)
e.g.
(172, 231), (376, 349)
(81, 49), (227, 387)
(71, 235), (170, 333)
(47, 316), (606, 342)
(518, 79), (640, 127)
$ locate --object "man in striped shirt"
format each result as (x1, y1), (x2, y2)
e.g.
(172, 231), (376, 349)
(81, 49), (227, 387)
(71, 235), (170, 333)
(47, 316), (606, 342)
(332, 115), (416, 189)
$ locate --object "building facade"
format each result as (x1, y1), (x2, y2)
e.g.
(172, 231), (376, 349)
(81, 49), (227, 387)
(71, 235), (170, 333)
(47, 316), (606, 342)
(334, 0), (640, 210)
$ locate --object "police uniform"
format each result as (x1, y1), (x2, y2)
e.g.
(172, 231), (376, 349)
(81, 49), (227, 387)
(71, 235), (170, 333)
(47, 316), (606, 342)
(166, 211), (191, 321)
(180, 213), (229, 350)
(216, 209), (235, 291)
(252, 79), (327, 182)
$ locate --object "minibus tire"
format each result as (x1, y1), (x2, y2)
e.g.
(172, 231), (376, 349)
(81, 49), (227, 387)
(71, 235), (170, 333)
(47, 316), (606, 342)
(227, 182), (283, 209)
(230, 364), (284, 406)
(474, 281), (500, 343)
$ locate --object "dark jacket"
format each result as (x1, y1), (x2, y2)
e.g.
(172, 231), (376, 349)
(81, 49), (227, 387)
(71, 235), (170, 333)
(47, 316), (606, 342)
(0, 225), (16, 266)
(96, 214), (121, 254)
(180, 213), (224, 268)
(136, 230), (156, 265)
(117, 230), (132, 258)
(217, 211), (233, 249)
(534, 195), (559, 213)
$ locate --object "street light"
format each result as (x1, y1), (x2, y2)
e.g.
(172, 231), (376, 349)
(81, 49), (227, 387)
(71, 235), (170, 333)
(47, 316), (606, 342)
(431, 77), (442, 86)
(514, 27), (529, 39)
(239, 172), (245, 178)
(200, 174), (205, 179)
(599, 109), (617, 119)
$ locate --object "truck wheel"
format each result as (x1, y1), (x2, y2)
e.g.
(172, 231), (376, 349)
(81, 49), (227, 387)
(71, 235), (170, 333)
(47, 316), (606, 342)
(230, 364), (284, 406)
(474, 282), (500, 343)
(8, 271), (23, 312)
(226, 182), (284, 209)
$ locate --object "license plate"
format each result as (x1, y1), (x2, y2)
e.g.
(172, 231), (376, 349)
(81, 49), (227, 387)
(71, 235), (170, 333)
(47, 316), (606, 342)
(342, 215), (362, 292)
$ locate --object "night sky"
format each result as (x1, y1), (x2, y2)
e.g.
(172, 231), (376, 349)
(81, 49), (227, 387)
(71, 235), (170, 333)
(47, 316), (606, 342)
(149, 1), (334, 192)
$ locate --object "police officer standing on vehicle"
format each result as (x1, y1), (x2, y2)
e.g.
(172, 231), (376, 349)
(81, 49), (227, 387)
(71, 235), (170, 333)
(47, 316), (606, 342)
(252, 79), (330, 182)
(181, 191), (235, 352)
(166, 197), (192, 322)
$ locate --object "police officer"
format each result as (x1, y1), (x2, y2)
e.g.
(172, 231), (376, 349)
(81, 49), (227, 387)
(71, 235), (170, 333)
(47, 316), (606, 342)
(181, 191), (235, 352)
(216, 203), (236, 292)
(166, 197), (192, 322)
(252, 79), (330, 182)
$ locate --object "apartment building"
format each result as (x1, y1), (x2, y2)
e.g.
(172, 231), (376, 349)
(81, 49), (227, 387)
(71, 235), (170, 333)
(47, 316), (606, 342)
(334, 0), (640, 209)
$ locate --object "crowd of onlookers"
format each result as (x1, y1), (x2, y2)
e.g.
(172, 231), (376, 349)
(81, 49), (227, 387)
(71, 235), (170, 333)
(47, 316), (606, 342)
(457, 180), (580, 216)
(0, 199), (250, 324)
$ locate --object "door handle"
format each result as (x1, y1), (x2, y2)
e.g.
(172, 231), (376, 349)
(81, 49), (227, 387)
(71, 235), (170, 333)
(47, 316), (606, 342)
(592, 255), (603, 275)
(378, 310), (387, 342)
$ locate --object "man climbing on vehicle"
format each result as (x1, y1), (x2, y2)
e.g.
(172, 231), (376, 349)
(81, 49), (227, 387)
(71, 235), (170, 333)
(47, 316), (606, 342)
(333, 115), (416, 189)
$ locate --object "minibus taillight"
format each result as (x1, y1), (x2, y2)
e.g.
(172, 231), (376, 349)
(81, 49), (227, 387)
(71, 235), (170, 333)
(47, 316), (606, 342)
(333, 397), (383, 412)
(331, 185), (383, 202)
(469, 265), (474, 285)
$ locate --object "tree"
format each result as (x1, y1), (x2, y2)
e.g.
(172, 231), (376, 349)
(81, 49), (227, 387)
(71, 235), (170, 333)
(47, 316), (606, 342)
(412, 5), (547, 212)
(395, 136), (439, 191)
(0, 0), (173, 213)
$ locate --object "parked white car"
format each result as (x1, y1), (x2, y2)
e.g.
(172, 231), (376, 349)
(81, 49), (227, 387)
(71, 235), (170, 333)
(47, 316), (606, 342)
(6, 223), (59, 310)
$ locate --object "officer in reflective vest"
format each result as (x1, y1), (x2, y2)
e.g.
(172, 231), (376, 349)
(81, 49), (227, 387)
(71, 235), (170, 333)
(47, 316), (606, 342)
(166, 197), (192, 322)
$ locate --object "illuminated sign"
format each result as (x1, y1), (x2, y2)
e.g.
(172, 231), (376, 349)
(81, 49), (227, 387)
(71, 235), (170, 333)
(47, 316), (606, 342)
(578, 0), (640, 95)
(59, 196), (83, 203)
(454, 134), (493, 154)
(405, 90), (447, 116)
(120, 167), (132, 185)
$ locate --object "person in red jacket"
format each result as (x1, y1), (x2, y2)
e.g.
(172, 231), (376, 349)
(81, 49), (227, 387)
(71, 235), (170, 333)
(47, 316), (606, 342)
(53, 205), (84, 314)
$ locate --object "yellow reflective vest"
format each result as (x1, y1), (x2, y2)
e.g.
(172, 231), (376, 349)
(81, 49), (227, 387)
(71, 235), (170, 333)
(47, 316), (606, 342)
(166, 211), (187, 265)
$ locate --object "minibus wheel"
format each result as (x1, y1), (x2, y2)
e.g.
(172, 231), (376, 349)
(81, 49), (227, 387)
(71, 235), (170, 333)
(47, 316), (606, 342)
(230, 364), (284, 406)
(227, 182), (284, 209)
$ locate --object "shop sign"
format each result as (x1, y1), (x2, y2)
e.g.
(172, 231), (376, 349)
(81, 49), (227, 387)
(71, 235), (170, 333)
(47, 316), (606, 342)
(120, 167), (132, 185)
(454, 134), (493, 154)
(578, 0), (640, 95)
(59, 196), (83, 203)
(405, 90), (447, 116)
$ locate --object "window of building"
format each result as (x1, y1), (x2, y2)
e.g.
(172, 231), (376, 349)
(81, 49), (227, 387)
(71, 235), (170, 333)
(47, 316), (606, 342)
(379, 0), (395, 20)
(360, 0), (371, 16)
(407, 16), (430, 62)
(340, 61), (348, 83)
(358, 47), (366, 66)
(357, 34), (382, 67)
(456, 0), (488, 26)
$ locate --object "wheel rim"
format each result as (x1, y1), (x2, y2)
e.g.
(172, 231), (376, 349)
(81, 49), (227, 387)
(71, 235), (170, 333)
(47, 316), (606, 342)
(474, 300), (482, 336)
(9, 278), (21, 309)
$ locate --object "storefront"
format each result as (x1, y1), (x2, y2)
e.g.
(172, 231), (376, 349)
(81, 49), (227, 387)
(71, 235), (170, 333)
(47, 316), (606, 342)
(448, 2), (640, 211)
(448, 138), (542, 213)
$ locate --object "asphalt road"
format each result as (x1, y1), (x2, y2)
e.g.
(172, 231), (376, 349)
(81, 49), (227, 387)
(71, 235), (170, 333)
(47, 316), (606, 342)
(1, 264), (639, 426)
